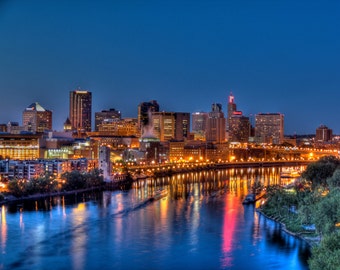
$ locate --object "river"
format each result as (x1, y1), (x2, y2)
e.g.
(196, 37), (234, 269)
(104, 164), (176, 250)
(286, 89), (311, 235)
(0, 166), (310, 270)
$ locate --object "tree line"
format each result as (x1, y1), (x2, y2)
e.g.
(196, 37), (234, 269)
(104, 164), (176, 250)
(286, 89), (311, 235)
(6, 169), (104, 197)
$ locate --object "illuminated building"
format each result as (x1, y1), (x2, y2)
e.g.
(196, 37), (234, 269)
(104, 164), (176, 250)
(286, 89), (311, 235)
(138, 100), (159, 136)
(63, 118), (72, 132)
(95, 108), (121, 131)
(192, 111), (208, 141)
(69, 90), (92, 133)
(97, 118), (139, 137)
(228, 115), (251, 143)
(316, 125), (333, 143)
(174, 113), (190, 141)
(206, 103), (226, 143)
(255, 113), (284, 144)
(0, 134), (42, 160)
(22, 102), (52, 133)
(151, 112), (175, 141)
(227, 92), (237, 131)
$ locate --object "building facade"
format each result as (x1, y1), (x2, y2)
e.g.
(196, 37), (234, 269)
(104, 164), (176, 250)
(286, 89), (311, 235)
(229, 115), (251, 143)
(69, 90), (92, 134)
(255, 113), (284, 144)
(316, 125), (333, 143)
(94, 108), (121, 131)
(205, 103), (226, 143)
(22, 102), (52, 133)
(138, 100), (159, 137)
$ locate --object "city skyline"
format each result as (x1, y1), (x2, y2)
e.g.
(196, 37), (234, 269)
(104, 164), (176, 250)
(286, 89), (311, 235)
(1, 0), (339, 134)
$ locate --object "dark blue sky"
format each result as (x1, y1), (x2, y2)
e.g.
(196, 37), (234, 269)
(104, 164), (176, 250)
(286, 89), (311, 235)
(1, 0), (339, 134)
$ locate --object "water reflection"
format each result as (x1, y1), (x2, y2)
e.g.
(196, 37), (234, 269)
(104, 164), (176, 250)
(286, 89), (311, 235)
(0, 165), (309, 270)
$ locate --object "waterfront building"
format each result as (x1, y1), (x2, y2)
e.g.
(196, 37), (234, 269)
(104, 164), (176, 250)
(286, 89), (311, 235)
(138, 100), (159, 136)
(206, 103), (226, 143)
(94, 108), (121, 131)
(255, 113), (284, 145)
(69, 90), (92, 134)
(316, 124), (333, 143)
(22, 102), (52, 133)
(229, 115), (251, 143)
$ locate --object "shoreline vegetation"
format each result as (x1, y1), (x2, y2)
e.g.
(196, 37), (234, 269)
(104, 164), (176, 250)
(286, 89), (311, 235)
(258, 155), (340, 269)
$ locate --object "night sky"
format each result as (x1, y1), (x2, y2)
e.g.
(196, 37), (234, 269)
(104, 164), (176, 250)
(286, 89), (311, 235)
(1, 0), (339, 134)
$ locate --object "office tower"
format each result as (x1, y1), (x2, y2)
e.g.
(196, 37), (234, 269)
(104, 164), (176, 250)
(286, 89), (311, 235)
(316, 125), (333, 142)
(229, 115), (251, 143)
(205, 103), (226, 143)
(151, 112), (175, 141)
(227, 92), (237, 131)
(255, 113), (284, 144)
(95, 108), (121, 131)
(69, 90), (92, 133)
(174, 112), (190, 141)
(22, 102), (52, 133)
(192, 112), (208, 133)
(138, 100), (159, 137)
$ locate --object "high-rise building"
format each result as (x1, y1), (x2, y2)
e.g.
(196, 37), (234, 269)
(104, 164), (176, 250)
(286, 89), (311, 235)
(227, 92), (237, 131)
(316, 125), (333, 142)
(22, 102), (52, 133)
(151, 112), (175, 141)
(138, 100), (159, 137)
(69, 90), (92, 133)
(229, 115), (251, 143)
(95, 108), (121, 131)
(255, 113), (284, 144)
(174, 112), (190, 141)
(205, 103), (226, 143)
(192, 112), (208, 133)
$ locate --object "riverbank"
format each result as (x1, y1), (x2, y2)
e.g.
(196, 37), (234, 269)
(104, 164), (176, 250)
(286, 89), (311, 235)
(0, 178), (135, 206)
(256, 207), (320, 247)
(0, 186), (105, 206)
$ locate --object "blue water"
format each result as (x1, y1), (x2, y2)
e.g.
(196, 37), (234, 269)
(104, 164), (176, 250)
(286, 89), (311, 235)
(0, 175), (310, 270)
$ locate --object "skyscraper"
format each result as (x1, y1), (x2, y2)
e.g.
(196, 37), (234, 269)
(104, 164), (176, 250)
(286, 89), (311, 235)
(69, 90), (92, 133)
(174, 112), (190, 141)
(138, 100), (159, 137)
(229, 115), (251, 143)
(255, 113), (284, 144)
(22, 102), (52, 133)
(227, 92), (237, 131)
(206, 103), (226, 143)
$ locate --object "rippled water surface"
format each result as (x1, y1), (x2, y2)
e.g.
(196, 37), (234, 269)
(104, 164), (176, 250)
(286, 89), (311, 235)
(0, 167), (310, 270)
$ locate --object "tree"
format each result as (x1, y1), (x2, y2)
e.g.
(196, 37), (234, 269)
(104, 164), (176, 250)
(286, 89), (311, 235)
(327, 168), (340, 189)
(309, 231), (340, 270)
(312, 188), (340, 236)
(302, 155), (340, 189)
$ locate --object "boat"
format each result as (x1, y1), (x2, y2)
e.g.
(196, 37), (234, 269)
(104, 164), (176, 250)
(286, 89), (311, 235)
(242, 193), (256, 204)
(280, 169), (301, 179)
(152, 188), (168, 200)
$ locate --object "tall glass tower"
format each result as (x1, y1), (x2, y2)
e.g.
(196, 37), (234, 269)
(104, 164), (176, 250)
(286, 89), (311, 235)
(69, 90), (92, 133)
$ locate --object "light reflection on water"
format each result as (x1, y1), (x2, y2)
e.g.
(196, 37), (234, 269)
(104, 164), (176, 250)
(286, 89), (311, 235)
(0, 166), (309, 270)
